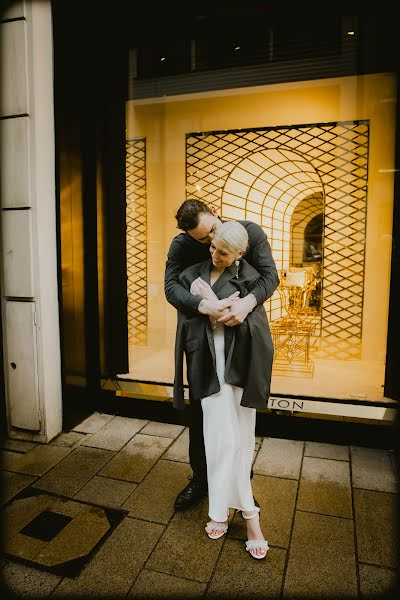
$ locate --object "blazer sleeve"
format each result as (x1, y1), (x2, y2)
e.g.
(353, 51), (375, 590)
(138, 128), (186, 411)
(164, 237), (202, 315)
(245, 221), (280, 305)
(173, 311), (186, 410)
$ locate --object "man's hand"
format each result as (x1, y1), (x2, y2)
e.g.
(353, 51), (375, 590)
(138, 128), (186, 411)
(198, 292), (240, 320)
(217, 294), (257, 327)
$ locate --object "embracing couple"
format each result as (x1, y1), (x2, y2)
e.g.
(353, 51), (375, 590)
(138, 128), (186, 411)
(164, 199), (279, 560)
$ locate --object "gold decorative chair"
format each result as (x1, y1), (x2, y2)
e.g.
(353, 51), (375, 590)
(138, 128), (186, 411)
(277, 266), (319, 321)
(270, 266), (320, 375)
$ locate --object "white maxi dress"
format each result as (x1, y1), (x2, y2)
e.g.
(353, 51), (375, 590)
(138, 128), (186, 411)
(201, 323), (258, 522)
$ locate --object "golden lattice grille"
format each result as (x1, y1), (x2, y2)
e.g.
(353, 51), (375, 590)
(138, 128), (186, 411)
(126, 138), (147, 346)
(186, 122), (368, 359)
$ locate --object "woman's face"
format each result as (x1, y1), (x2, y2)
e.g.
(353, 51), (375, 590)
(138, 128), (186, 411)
(210, 236), (242, 269)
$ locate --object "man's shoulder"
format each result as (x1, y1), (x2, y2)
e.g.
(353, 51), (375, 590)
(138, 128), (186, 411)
(170, 231), (191, 246)
(238, 220), (265, 243)
(181, 259), (208, 278)
(167, 231), (210, 264)
(238, 219), (261, 230)
(168, 231), (197, 254)
(241, 258), (261, 276)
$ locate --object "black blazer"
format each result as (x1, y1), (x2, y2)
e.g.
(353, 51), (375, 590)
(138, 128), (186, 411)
(173, 258), (274, 410)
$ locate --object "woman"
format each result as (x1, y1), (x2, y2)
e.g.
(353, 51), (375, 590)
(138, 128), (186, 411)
(173, 221), (274, 560)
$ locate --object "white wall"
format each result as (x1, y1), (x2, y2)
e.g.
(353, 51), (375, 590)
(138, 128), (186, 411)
(0, 0), (62, 441)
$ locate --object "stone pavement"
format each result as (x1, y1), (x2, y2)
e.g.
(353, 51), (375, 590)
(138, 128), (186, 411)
(1, 411), (398, 599)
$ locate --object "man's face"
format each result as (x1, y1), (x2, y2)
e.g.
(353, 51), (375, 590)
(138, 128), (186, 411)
(186, 212), (221, 244)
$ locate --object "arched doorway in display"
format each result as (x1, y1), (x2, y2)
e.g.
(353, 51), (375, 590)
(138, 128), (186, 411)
(220, 148), (324, 324)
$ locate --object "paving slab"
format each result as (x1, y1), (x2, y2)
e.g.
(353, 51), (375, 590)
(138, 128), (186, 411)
(51, 517), (164, 598)
(82, 415), (148, 451)
(358, 563), (398, 599)
(163, 428), (190, 463)
(31, 446), (115, 497)
(1, 445), (71, 477)
(128, 568), (206, 598)
(353, 488), (397, 568)
(253, 438), (304, 479)
(1, 450), (23, 472)
(297, 456), (352, 517)
(1, 471), (37, 505)
(228, 474), (297, 549)
(350, 446), (398, 493)
(71, 411), (114, 434)
(49, 431), (86, 447)
(283, 511), (357, 598)
(1, 439), (37, 453)
(74, 475), (137, 508)
(140, 421), (185, 439)
(122, 459), (191, 523)
(206, 539), (286, 599)
(1, 559), (61, 598)
(304, 441), (349, 461)
(146, 498), (223, 582)
(99, 434), (173, 482)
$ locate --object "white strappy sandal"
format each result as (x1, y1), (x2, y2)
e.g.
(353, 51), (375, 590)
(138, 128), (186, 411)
(205, 520), (228, 540)
(242, 507), (269, 560)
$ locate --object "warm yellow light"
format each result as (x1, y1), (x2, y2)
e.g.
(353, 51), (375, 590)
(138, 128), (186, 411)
(160, 57), (166, 61)
(195, 184), (202, 191)
(347, 30), (355, 36)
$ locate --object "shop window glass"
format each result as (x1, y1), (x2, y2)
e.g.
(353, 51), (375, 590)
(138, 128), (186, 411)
(122, 11), (396, 409)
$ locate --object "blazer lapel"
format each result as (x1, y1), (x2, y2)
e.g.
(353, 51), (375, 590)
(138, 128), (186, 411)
(212, 263), (237, 297)
(198, 259), (212, 285)
(197, 260), (238, 295)
(197, 261), (238, 376)
(196, 260), (217, 366)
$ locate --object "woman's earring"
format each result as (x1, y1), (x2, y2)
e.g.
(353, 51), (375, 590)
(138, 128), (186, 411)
(235, 259), (240, 279)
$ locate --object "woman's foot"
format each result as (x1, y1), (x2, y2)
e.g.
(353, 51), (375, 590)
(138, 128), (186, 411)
(242, 509), (269, 559)
(205, 520), (228, 540)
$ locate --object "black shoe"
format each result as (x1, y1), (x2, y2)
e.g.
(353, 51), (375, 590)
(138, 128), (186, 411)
(174, 477), (208, 511)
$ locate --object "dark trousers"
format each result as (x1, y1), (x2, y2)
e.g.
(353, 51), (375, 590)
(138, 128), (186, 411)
(188, 398), (254, 487)
(188, 399), (208, 486)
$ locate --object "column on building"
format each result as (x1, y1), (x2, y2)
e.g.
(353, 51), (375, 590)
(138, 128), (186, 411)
(0, 0), (62, 441)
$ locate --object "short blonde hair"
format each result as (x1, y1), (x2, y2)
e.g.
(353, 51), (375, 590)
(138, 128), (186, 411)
(214, 221), (248, 253)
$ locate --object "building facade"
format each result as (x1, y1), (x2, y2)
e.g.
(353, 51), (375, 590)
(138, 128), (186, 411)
(1, 1), (399, 443)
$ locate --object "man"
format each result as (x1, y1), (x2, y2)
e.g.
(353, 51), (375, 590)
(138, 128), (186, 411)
(164, 198), (279, 510)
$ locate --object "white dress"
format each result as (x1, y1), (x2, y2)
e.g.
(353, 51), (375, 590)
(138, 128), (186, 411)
(201, 324), (258, 522)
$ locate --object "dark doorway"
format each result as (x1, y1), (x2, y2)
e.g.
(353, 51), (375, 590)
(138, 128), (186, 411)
(52, 2), (129, 428)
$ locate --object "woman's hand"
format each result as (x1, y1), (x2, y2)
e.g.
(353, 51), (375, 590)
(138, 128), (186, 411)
(190, 277), (218, 301)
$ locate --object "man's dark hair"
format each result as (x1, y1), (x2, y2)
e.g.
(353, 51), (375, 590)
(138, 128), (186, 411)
(175, 198), (213, 231)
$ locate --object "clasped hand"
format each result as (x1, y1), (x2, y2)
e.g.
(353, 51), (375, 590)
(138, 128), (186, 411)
(192, 277), (253, 327)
